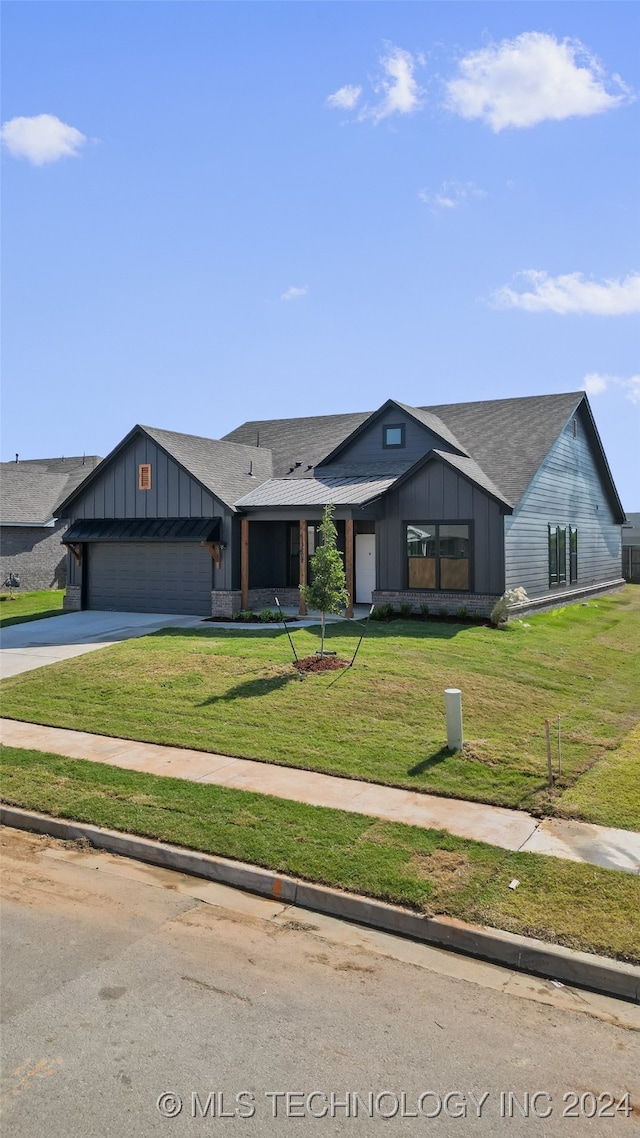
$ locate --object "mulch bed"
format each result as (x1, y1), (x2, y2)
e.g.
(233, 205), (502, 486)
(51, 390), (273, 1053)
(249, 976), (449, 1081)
(293, 655), (350, 674)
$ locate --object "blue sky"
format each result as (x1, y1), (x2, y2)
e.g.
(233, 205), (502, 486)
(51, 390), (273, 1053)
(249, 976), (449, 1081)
(2, 2), (639, 505)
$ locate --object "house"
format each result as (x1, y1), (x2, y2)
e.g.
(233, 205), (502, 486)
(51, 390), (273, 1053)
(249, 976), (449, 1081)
(55, 392), (625, 619)
(622, 513), (640, 583)
(0, 455), (102, 592)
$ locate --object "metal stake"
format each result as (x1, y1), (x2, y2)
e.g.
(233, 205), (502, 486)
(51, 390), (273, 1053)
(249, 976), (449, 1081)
(274, 596), (298, 663)
(545, 719), (554, 787)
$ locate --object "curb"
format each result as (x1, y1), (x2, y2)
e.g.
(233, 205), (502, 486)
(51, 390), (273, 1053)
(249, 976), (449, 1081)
(2, 805), (639, 1005)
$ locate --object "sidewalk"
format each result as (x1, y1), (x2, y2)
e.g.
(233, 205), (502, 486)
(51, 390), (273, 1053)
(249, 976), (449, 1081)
(2, 717), (639, 874)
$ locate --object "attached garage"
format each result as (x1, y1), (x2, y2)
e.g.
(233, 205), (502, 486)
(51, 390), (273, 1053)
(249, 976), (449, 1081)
(63, 517), (220, 616)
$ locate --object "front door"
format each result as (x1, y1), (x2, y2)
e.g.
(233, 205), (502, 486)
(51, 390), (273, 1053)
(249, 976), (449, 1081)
(355, 534), (376, 603)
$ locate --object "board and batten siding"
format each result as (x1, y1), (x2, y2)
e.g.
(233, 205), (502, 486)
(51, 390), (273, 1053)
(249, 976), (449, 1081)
(378, 459), (506, 595)
(504, 412), (621, 599)
(322, 408), (456, 467)
(65, 433), (236, 592)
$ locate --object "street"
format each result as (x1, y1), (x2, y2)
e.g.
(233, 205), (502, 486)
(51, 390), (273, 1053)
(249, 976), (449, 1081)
(1, 827), (638, 1136)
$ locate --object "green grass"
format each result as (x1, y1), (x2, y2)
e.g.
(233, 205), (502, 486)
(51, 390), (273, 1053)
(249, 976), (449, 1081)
(555, 725), (640, 831)
(0, 589), (65, 628)
(2, 745), (639, 964)
(1, 587), (639, 823)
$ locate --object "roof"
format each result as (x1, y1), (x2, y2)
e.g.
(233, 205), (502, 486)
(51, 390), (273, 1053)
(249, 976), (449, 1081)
(223, 411), (370, 477)
(236, 462), (412, 508)
(63, 517), (220, 542)
(622, 512), (640, 545)
(225, 392), (589, 509)
(140, 425), (273, 510)
(0, 456), (102, 525)
(55, 426), (274, 515)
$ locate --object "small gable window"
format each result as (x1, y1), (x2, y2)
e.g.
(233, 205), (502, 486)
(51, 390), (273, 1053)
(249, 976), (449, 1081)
(383, 424), (405, 449)
(138, 463), (152, 490)
(572, 418), (578, 439)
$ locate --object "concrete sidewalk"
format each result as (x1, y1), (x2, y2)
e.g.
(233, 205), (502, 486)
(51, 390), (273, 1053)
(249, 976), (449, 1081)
(2, 718), (639, 874)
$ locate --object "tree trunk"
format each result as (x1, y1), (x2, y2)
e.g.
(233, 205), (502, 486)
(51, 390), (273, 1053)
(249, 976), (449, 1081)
(320, 611), (326, 656)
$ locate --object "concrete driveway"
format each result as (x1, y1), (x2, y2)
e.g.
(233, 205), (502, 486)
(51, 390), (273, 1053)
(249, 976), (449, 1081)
(0, 610), (204, 679)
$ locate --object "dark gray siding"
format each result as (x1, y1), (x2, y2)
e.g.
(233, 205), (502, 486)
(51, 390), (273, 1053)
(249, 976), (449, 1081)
(322, 410), (452, 467)
(378, 461), (505, 594)
(505, 411), (621, 597)
(64, 432), (236, 594)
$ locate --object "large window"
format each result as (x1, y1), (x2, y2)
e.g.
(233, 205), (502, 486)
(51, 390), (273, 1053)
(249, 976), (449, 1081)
(548, 525), (567, 586)
(406, 523), (470, 591)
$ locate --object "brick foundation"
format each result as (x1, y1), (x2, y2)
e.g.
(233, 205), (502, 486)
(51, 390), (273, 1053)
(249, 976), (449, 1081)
(372, 590), (499, 618)
(210, 590), (242, 618)
(247, 587), (300, 610)
(63, 585), (82, 611)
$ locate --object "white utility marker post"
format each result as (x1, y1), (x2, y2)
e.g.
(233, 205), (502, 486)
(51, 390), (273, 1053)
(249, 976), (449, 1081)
(445, 688), (463, 752)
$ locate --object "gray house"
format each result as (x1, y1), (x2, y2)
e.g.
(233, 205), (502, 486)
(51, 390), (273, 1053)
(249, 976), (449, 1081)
(56, 392), (625, 618)
(622, 513), (640, 583)
(1, 455), (101, 592)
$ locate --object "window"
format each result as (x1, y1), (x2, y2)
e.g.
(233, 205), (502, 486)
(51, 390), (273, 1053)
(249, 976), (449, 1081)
(138, 463), (152, 490)
(570, 527), (578, 583)
(548, 525), (567, 586)
(406, 523), (470, 591)
(383, 424), (405, 449)
(572, 418), (578, 439)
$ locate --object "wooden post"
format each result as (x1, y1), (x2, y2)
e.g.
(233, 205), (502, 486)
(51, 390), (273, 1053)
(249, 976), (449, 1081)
(298, 520), (308, 615)
(241, 518), (249, 611)
(345, 518), (354, 618)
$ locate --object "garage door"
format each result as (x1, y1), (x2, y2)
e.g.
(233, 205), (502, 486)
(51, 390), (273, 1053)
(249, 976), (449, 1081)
(87, 542), (213, 616)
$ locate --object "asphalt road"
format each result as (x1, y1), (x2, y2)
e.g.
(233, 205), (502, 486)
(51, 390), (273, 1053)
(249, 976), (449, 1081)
(1, 828), (638, 1137)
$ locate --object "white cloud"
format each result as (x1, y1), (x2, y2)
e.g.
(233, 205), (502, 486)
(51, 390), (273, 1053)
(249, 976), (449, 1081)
(361, 44), (423, 123)
(419, 180), (486, 213)
(280, 285), (308, 302)
(584, 372), (640, 404)
(445, 32), (632, 131)
(1, 113), (88, 165)
(491, 271), (640, 315)
(326, 85), (362, 111)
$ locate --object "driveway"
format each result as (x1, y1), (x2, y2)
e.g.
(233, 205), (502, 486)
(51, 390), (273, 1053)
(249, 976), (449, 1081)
(0, 610), (204, 679)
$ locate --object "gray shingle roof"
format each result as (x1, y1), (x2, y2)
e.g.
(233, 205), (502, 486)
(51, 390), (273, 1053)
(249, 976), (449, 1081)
(430, 450), (512, 506)
(226, 392), (585, 508)
(140, 426), (273, 510)
(222, 412), (370, 477)
(1, 456), (102, 525)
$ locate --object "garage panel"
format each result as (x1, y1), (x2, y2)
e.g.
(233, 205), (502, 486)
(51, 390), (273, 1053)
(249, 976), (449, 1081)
(87, 542), (212, 615)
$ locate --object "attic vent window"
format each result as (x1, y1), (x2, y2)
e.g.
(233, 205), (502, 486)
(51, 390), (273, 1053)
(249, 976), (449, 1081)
(138, 463), (152, 490)
(383, 424), (405, 449)
(572, 418), (578, 438)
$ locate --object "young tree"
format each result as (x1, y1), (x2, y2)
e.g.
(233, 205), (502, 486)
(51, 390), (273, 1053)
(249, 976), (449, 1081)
(300, 503), (349, 656)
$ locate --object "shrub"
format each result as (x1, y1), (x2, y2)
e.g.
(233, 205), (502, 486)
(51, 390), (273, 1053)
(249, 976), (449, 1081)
(239, 610), (255, 622)
(258, 608), (280, 623)
(399, 602), (413, 618)
(419, 603), (429, 619)
(370, 603), (394, 622)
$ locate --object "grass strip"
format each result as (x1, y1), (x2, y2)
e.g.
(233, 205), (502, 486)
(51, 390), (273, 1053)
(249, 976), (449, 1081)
(2, 744), (639, 965)
(0, 589), (65, 628)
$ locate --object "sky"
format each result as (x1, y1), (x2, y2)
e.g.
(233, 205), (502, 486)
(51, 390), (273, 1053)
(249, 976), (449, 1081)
(2, 1), (639, 506)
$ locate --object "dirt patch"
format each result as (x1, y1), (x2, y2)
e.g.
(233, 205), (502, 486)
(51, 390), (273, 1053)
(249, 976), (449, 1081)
(409, 849), (473, 886)
(293, 655), (349, 674)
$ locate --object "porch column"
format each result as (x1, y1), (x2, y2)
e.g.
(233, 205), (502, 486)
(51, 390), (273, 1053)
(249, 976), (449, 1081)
(345, 518), (354, 618)
(298, 520), (308, 615)
(241, 518), (249, 611)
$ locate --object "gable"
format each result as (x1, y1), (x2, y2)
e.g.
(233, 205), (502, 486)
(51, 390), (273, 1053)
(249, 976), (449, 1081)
(60, 430), (223, 521)
(317, 400), (468, 469)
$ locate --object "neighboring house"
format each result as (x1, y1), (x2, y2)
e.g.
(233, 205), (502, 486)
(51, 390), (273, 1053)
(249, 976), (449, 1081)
(622, 512), (640, 583)
(55, 392), (625, 619)
(0, 456), (102, 591)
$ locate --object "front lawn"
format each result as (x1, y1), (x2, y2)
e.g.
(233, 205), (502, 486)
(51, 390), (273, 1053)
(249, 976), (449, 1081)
(2, 745), (639, 964)
(1, 587), (638, 822)
(0, 589), (65, 628)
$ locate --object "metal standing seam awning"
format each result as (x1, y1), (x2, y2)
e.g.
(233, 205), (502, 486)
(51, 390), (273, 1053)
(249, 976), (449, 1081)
(61, 517), (221, 543)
